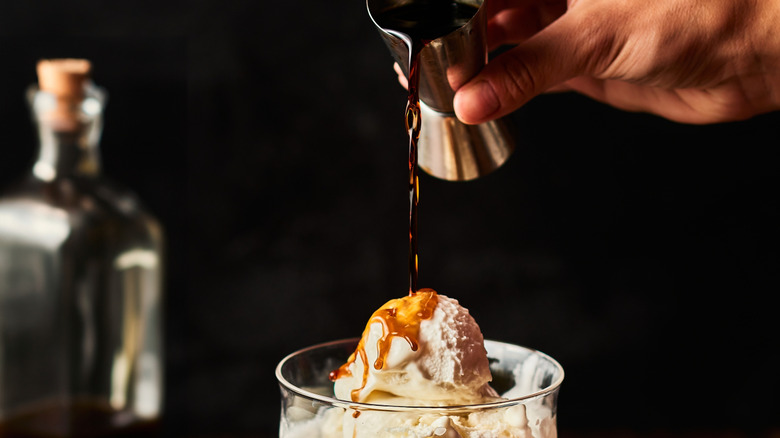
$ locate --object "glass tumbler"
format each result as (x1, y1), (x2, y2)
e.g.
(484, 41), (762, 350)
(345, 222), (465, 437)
(276, 339), (564, 438)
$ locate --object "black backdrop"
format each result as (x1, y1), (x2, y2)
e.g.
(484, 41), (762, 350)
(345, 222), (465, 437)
(1, 1), (778, 437)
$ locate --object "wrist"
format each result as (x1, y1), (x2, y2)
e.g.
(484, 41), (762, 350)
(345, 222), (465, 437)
(751, 0), (780, 110)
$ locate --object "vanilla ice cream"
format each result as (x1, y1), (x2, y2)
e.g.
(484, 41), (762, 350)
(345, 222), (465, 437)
(281, 289), (560, 438)
(331, 289), (499, 406)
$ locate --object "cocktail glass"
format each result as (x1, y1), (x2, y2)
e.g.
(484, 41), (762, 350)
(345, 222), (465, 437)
(276, 338), (564, 437)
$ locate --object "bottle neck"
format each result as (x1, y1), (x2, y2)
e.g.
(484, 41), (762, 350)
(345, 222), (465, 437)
(28, 86), (106, 181)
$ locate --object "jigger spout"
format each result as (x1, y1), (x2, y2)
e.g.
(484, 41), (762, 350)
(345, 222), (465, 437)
(367, 0), (515, 181)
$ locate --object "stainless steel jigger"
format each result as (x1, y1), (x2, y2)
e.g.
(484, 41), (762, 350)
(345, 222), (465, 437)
(367, 0), (514, 181)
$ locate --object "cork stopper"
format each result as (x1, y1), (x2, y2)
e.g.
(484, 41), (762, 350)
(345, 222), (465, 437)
(35, 59), (93, 131)
(36, 59), (92, 100)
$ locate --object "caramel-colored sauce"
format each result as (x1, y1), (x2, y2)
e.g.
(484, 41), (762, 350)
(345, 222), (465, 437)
(329, 289), (439, 401)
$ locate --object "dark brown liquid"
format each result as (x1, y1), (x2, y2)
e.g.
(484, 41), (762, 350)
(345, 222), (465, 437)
(328, 1), (479, 404)
(373, 0), (478, 42)
(0, 399), (159, 438)
(375, 1), (479, 295)
(407, 57), (422, 296)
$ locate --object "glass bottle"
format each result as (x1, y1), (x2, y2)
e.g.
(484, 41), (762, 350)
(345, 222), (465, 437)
(0, 59), (163, 437)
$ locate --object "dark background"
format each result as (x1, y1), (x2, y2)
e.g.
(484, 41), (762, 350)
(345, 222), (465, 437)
(1, 1), (778, 437)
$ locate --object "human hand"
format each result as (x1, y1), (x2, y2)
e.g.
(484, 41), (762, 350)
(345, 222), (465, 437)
(453, 0), (780, 125)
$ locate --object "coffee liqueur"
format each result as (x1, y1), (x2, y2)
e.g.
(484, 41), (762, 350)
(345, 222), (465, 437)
(373, 1), (479, 295)
(0, 60), (163, 437)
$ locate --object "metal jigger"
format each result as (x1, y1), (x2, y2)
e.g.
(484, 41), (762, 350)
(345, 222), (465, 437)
(367, 0), (514, 181)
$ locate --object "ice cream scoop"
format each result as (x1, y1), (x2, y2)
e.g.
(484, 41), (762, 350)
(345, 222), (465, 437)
(330, 289), (499, 405)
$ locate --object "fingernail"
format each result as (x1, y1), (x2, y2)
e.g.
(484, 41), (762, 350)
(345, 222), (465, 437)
(456, 80), (500, 123)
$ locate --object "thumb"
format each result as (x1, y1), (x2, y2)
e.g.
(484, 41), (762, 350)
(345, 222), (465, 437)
(454, 9), (601, 124)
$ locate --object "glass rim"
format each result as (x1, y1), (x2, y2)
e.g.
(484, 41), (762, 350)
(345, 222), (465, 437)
(275, 338), (564, 413)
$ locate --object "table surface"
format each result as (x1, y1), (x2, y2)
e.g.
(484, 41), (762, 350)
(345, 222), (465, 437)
(190, 429), (780, 438)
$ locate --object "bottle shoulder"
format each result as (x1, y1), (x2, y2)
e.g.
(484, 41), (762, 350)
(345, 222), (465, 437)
(0, 175), (163, 247)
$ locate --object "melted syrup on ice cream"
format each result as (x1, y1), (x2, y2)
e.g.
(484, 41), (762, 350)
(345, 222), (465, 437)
(329, 289), (439, 401)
